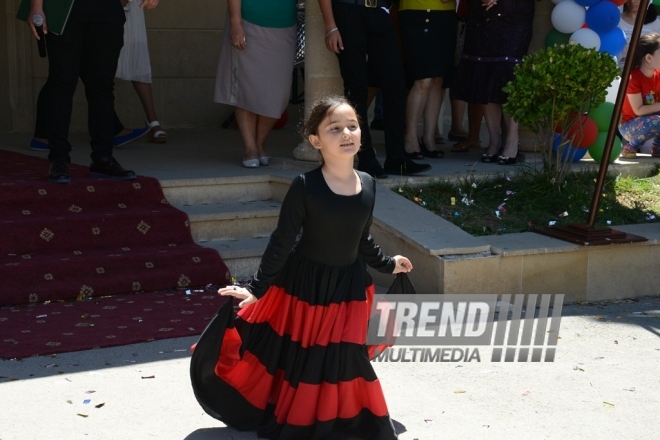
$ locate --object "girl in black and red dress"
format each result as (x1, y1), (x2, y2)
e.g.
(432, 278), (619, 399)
(190, 96), (413, 439)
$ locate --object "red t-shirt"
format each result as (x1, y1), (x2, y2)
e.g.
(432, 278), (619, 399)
(622, 69), (660, 123)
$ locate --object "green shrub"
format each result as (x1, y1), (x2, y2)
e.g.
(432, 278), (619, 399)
(502, 43), (619, 184)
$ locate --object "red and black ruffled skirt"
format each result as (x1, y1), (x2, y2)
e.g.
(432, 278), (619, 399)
(190, 255), (397, 439)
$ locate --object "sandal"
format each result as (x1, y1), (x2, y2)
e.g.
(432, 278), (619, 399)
(419, 137), (444, 158)
(451, 140), (473, 152)
(481, 144), (503, 163)
(146, 120), (168, 144)
(497, 144), (521, 165)
(404, 139), (424, 160)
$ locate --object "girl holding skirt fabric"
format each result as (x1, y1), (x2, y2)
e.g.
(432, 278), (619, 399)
(190, 96), (412, 439)
(214, 0), (297, 168)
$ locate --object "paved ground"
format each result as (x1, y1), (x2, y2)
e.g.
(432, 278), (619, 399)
(1, 296), (658, 440)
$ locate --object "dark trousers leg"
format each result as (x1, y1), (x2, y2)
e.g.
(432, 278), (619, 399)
(333, 5), (407, 164)
(34, 85), (47, 139)
(43, 4), (85, 163)
(35, 77), (122, 141)
(333, 4), (376, 164)
(365, 11), (407, 161)
(79, 0), (125, 162)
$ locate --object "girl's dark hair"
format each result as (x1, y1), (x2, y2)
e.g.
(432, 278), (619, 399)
(633, 33), (660, 68)
(301, 96), (360, 140)
(623, 2), (658, 25)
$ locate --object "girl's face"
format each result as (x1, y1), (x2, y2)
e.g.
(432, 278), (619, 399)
(309, 104), (361, 159)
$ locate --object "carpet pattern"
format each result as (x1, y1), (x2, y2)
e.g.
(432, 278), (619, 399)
(0, 289), (231, 359)
(0, 150), (231, 306)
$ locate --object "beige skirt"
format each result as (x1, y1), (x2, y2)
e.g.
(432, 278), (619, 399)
(214, 17), (297, 119)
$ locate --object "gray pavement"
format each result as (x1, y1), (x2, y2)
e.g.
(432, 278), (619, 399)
(1, 296), (658, 440)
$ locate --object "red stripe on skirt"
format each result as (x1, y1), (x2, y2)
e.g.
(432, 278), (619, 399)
(216, 350), (389, 424)
(236, 284), (377, 347)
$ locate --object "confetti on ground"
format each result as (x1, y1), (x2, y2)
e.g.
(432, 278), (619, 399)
(603, 401), (615, 407)
(549, 221), (556, 226)
(95, 403), (105, 409)
(36, 315), (47, 318)
(482, 425), (490, 430)
(424, 419), (433, 424)
(85, 390), (95, 394)
(141, 375), (155, 379)
(77, 414), (88, 418)
(559, 211), (568, 217)
(66, 400), (72, 404)
(522, 391), (531, 396)
(83, 399), (90, 404)
(454, 390), (466, 394)
(450, 197), (456, 205)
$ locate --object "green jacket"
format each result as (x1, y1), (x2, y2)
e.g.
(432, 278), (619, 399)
(16, 0), (76, 35)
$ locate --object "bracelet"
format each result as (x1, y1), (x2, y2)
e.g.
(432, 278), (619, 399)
(325, 27), (339, 38)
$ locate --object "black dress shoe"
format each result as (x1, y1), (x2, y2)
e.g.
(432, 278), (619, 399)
(48, 161), (71, 183)
(357, 159), (389, 179)
(89, 156), (136, 180)
(384, 157), (431, 176)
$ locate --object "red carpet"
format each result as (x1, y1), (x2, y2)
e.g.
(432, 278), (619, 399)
(0, 289), (231, 359)
(0, 150), (231, 306)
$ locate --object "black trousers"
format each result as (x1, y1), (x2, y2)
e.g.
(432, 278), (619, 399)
(35, 87), (125, 139)
(43, 0), (125, 163)
(332, 3), (407, 164)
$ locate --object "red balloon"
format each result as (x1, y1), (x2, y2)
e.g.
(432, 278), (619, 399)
(273, 110), (289, 130)
(566, 116), (599, 148)
(609, 0), (627, 6)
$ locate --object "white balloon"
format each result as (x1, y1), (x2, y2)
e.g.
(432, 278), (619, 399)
(551, 1), (587, 34)
(570, 28), (601, 50)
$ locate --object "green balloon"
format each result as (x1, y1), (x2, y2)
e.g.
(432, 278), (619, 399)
(588, 102), (615, 132)
(654, 0), (660, 6)
(545, 28), (571, 48)
(588, 132), (623, 163)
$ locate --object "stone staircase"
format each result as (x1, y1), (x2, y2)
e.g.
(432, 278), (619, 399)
(160, 175), (294, 280)
(159, 170), (660, 303)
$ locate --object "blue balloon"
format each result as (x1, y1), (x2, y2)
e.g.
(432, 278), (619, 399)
(575, 0), (600, 6)
(599, 26), (627, 57)
(553, 134), (588, 162)
(586, 1), (621, 35)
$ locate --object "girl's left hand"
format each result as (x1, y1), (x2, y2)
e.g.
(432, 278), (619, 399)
(218, 285), (257, 308)
(392, 255), (413, 274)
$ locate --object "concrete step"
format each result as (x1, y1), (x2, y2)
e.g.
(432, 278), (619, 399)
(160, 175), (291, 205)
(177, 199), (281, 242)
(200, 237), (270, 279)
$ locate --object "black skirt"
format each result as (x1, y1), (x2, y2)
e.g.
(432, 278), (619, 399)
(398, 10), (457, 82)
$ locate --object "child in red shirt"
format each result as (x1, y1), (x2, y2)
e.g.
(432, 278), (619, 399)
(620, 32), (660, 158)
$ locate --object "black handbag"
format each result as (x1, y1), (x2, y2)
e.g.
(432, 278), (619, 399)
(385, 272), (417, 296)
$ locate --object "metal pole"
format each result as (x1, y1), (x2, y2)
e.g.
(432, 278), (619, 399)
(586, 0), (650, 227)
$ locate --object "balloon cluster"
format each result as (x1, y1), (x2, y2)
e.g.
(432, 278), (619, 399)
(548, 0), (626, 163)
(553, 102), (623, 163)
(548, 0), (627, 57)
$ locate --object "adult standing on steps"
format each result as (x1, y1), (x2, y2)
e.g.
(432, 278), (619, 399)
(214, 0), (298, 169)
(25, 0), (159, 183)
(318, 0), (432, 178)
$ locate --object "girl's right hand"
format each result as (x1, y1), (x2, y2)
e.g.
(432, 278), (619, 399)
(230, 24), (247, 51)
(325, 29), (343, 54)
(218, 285), (257, 308)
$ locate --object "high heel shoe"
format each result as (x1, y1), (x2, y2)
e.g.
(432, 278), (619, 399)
(419, 137), (444, 158)
(481, 144), (502, 163)
(497, 143), (521, 165)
